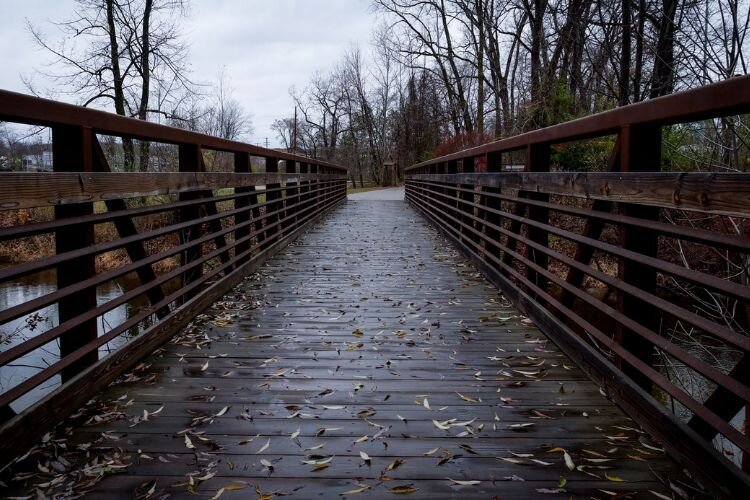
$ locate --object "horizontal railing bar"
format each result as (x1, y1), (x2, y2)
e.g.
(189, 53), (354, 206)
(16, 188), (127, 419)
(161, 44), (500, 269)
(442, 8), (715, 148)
(0, 182), (293, 242)
(0, 180), (341, 283)
(406, 75), (750, 170)
(407, 189), (750, 455)
(410, 181), (750, 351)
(406, 172), (750, 217)
(409, 179), (750, 254)
(407, 183), (750, 401)
(0, 89), (346, 172)
(0, 188), (344, 406)
(0, 180), (345, 330)
(407, 181), (750, 304)
(0, 171), (344, 210)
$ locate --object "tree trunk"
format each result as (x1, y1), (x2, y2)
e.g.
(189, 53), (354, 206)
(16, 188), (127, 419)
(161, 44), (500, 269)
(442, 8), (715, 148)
(106, 0), (134, 171)
(650, 0), (678, 98)
(619, 0), (632, 105)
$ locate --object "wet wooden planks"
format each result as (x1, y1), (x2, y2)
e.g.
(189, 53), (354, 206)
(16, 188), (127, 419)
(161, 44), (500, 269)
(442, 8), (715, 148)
(51, 198), (690, 497)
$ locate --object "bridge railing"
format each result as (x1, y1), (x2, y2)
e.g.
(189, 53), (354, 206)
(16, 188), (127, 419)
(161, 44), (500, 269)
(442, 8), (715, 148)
(405, 76), (750, 497)
(0, 90), (347, 462)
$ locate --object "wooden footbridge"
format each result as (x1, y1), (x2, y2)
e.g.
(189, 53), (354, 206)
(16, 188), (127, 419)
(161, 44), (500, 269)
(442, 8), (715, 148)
(1, 78), (750, 498)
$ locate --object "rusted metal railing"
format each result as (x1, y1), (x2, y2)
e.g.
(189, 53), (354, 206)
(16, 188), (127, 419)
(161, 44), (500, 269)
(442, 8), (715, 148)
(0, 90), (347, 461)
(405, 76), (750, 498)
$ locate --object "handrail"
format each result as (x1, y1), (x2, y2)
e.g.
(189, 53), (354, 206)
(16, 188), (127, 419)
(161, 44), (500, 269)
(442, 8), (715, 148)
(404, 79), (750, 499)
(0, 90), (348, 464)
(0, 89), (346, 171)
(406, 75), (750, 171)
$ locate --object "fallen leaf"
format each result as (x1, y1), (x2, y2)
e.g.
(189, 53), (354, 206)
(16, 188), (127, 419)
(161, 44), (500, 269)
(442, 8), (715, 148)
(256, 438), (270, 454)
(389, 484), (418, 494)
(605, 472), (626, 482)
(448, 478), (481, 486)
(223, 484), (246, 491)
(343, 483), (371, 494)
(564, 452), (575, 471)
(386, 459), (404, 471)
(455, 392), (478, 403)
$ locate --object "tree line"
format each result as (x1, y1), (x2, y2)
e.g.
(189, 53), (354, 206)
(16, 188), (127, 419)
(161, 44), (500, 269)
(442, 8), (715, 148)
(275, 0), (749, 186)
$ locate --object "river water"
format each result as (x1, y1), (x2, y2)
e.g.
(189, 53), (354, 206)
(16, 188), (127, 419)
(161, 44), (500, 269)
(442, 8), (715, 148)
(0, 270), (151, 413)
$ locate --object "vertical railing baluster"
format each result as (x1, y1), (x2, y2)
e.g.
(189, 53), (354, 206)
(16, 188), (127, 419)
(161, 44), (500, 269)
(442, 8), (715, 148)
(460, 156), (476, 246)
(178, 144), (203, 300)
(284, 160), (297, 232)
(526, 144), (550, 303)
(616, 124), (660, 392)
(54, 125), (98, 382)
(234, 152), (252, 264)
(263, 156), (280, 249)
(483, 151), (503, 268)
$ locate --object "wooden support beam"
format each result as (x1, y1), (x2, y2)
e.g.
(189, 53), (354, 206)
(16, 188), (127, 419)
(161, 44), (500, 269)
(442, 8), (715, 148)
(560, 137), (621, 310)
(92, 139), (169, 320)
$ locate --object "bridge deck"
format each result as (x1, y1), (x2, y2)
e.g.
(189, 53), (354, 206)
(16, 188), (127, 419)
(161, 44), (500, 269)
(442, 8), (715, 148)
(45, 191), (687, 498)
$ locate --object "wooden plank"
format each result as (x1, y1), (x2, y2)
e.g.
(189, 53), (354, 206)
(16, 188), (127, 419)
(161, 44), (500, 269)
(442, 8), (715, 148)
(0, 195), (693, 499)
(0, 171), (339, 209)
(407, 193), (750, 498)
(0, 185), (345, 469)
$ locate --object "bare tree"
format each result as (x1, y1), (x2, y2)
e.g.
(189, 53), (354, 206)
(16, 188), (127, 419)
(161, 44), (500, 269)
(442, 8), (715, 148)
(26, 0), (194, 170)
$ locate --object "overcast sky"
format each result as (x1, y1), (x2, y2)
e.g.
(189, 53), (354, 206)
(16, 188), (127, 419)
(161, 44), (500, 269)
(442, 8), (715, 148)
(0, 0), (375, 147)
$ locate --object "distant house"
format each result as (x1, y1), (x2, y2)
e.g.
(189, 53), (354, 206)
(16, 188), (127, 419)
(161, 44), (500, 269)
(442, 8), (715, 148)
(22, 151), (53, 171)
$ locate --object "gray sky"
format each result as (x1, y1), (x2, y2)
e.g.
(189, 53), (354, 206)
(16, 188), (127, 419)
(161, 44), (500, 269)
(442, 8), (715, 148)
(0, 0), (375, 147)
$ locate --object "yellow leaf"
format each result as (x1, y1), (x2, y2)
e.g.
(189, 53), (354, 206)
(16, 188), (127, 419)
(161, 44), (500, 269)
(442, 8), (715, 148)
(342, 484), (371, 494)
(605, 472), (626, 482)
(389, 484), (418, 494)
(386, 459), (404, 471)
(223, 484), (246, 491)
(455, 392), (478, 403)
